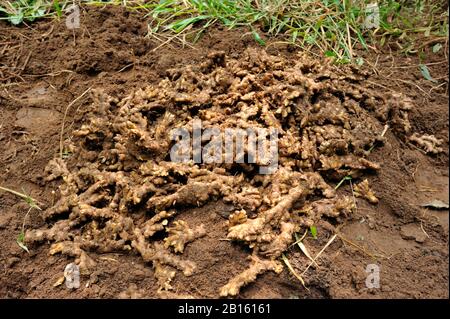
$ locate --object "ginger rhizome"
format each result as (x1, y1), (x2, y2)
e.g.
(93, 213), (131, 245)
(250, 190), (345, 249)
(27, 48), (418, 296)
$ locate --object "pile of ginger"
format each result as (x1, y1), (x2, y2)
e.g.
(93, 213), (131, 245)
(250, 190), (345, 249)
(26, 48), (419, 297)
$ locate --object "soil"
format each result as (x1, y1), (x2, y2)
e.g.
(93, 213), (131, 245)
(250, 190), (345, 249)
(0, 5), (448, 299)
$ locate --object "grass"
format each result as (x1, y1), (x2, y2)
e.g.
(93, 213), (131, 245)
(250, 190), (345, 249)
(293, 232), (319, 267)
(300, 234), (337, 276)
(334, 175), (352, 190)
(281, 253), (308, 289)
(0, 0), (64, 24)
(0, 185), (42, 210)
(309, 225), (318, 239)
(0, 1), (448, 61)
(0, 185), (42, 253)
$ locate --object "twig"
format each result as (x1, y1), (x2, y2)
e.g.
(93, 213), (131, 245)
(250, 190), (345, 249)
(290, 229), (308, 247)
(281, 254), (308, 290)
(59, 87), (92, 158)
(429, 82), (447, 94)
(394, 79), (431, 98)
(390, 60), (448, 69)
(349, 179), (357, 215)
(301, 234), (337, 276)
(0, 185), (42, 210)
(21, 206), (32, 235)
(116, 63), (134, 73)
(417, 36), (448, 50)
(338, 234), (379, 259)
(380, 124), (389, 137)
(21, 70), (74, 77)
(345, 23), (353, 58)
(368, 124), (389, 152)
(293, 233), (319, 268)
(419, 220), (431, 239)
(366, 80), (393, 91)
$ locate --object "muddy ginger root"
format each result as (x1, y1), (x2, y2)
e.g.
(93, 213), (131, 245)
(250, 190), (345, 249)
(132, 229), (196, 276)
(142, 210), (176, 238)
(48, 241), (97, 275)
(296, 196), (354, 227)
(25, 220), (72, 243)
(118, 284), (148, 299)
(152, 242), (196, 276)
(226, 172), (333, 244)
(219, 255), (283, 297)
(80, 215), (134, 253)
(29, 47), (409, 297)
(157, 291), (195, 299)
(77, 251), (97, 275)
(164, 220), (206, 253)
(387, 93), (413, 135)
(44, 158), (71, 182)
(223, 186), (262, 211)
(147, 178), (234, 211)
(260, 221), (298, 258)
(227, 184), (307, 242)
(228, 210), (248, 227)
(319, 155), (380, 171)
(354, 179), (379, 204)
(49, 241), (83, 257)
(153, 261), (176, 292)
(409, 133), (444, 154)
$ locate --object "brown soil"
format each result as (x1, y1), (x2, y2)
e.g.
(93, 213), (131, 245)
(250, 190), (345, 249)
(0, 5), (448, 299)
